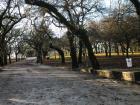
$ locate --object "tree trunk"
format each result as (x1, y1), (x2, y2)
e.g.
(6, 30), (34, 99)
(0, 42), (7, 66)
(37, 51), (43, 64)
(49, 43), (65, 63)
(115, 43), (119, 55)
(79, 30), (100, 69)
(126, 40), (130, 58)
(108, 41), (112, 57)
(138, 15), (140, 47)
(0, 45), (3, 66)
(78, 40), (83, 64)
(93, 42), (98, 54)
(3, 46), (7, 65)
(0, 54), (4, 66)
(3, 53), (7, 65)
(15, 53), (18, 62)
(67, 32), (79, 69)
(36, 45), (43, 64)
(104, 42), (108, 57)
(42, 50), (48, 59)
(69, 44), (79, 69)
(120, 43), (125, 56)
(124, 33), (130, 58)
(8, 54), (11, 64)
(139, 15), (140, 41)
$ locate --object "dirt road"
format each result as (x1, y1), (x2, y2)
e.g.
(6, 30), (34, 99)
(0, 61), (140, 105)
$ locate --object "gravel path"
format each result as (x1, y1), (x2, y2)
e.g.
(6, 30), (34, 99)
(0, 61), (140, 105)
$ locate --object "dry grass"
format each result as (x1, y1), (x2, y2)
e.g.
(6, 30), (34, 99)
(45, 53), (140, 69)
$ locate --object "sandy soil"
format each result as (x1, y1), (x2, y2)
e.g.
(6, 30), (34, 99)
(0, 61), (140, 105)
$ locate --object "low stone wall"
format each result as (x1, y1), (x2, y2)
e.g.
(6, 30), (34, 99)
(80, 68), (140, 83)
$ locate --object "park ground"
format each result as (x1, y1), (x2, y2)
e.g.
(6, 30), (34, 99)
(45, 54), (140, 69)
(0, 60), (140, 105)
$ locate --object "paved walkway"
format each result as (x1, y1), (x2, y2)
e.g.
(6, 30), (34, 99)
(0, 61), (140, 105)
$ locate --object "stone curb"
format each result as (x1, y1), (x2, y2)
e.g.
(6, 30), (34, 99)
(80, 68), (140, 83)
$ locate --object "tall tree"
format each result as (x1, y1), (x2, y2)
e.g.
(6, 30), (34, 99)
(130, 0), (140, 45)
(0, 0), (25, 66)
(25, 0), (100, 69)
(130, 0), (140, 16)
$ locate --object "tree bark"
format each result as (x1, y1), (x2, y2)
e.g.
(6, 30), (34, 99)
(8, 54), (11, 64)
(115, 43), (119, 55)
(42, 50), (48, 59)
(36, 51), (43, 64)
(104, 42), (108, 57)
(67, 32), (79, 69)
(0, 46), (3, 66)
(15, 53), (18, 62)
(138, 15), (140, 47)
(120, 43), (125, 56)
(79, 30), (100, 69)
(126, 40), (130, 58)
(36, 45), (43, 64)
(94, 43), (98, 54)
(0, 54), (4, 66)
(78, 40), (83, 64)
(3, 52), (7, 65)
(0, 43), (7, 66)
(108, 41), (112, 57)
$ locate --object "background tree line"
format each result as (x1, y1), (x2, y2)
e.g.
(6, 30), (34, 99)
(0, 0), (140, 70)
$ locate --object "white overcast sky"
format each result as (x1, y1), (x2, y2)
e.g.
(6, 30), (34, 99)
(50, 24), (67, 38)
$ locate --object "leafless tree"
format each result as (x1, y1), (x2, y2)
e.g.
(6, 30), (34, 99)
(25, 0), (101, 69)
(0, 0), (25, 66)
